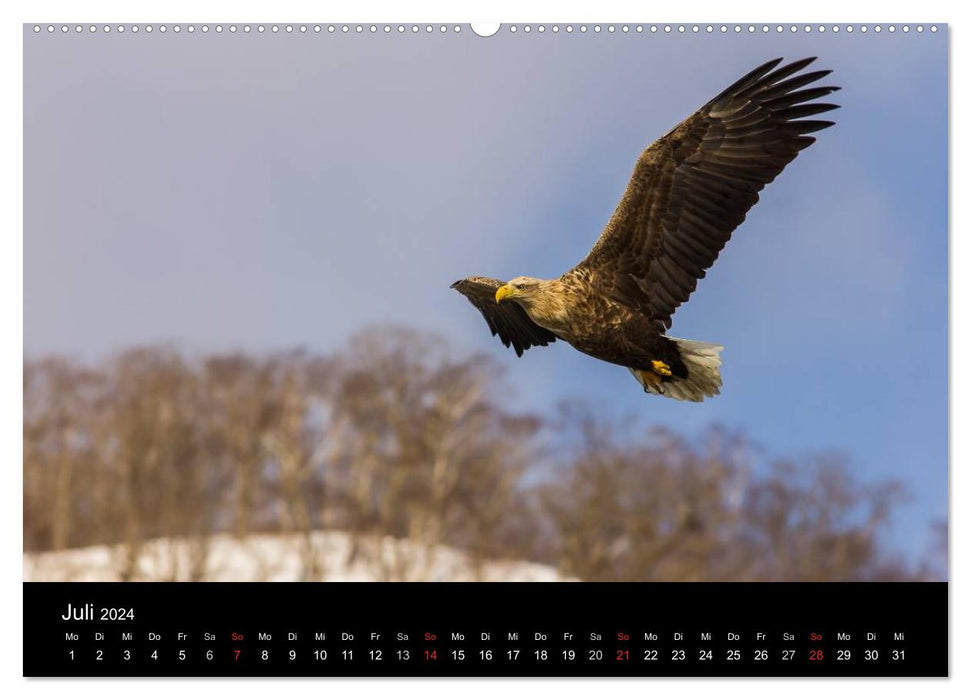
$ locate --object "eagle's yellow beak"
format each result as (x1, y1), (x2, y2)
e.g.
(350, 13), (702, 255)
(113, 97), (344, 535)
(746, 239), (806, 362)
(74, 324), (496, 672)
(495, 284), (516, 304)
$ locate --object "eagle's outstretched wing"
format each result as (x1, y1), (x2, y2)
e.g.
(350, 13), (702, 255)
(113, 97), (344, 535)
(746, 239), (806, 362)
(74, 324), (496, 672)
(578, 57), (840, 331)
(451, 277), (558, 356)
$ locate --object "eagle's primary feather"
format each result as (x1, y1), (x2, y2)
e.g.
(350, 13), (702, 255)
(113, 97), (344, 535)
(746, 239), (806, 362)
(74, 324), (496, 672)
(452, 58), (839, 401)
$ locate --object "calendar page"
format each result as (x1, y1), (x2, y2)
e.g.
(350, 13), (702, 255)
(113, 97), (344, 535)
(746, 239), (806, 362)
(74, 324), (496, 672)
(22, 20), (948, 677)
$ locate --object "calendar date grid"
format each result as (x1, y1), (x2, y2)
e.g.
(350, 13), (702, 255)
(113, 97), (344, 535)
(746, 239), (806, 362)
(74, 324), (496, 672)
(61, 626), (911, 671)
(25, 582), (946, 677)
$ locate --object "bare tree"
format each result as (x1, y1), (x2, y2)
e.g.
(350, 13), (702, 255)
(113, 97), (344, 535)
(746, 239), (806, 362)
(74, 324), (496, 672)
(24, 358), (106, 551)
(23, 327), (931, 583)
(539, 410), (911, 582)
(326, 328), (542, 580)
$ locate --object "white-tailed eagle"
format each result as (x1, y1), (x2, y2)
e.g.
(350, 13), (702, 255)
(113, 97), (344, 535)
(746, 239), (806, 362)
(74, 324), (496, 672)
(452, 58), (839, 401)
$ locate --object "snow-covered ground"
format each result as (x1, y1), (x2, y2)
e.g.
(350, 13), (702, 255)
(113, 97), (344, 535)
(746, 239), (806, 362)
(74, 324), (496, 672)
(24, 530), (571, 582)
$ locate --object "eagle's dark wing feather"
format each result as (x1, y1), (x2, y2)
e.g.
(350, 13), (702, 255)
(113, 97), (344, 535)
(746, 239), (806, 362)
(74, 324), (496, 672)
(578, 57), (839, 330)
(450, 277), (558, 356)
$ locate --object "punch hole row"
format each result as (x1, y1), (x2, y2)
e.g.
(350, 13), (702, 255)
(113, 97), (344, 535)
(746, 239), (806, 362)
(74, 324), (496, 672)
(32, 23), (940, 35)
(31, 24), (465, 35)
(509, 24), (937, 34)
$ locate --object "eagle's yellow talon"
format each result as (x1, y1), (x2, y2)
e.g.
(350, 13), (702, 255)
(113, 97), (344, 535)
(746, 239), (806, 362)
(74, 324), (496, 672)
(652, 360), (672, 377)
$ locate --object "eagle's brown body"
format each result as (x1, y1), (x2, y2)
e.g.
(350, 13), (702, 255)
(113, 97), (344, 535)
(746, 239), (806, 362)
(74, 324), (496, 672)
(523, 269), (688, 378)
(452, 58), (839, 401)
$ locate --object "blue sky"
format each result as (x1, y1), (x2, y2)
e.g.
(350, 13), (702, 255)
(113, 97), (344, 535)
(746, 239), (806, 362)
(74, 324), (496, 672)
(24, 26), (947, 568)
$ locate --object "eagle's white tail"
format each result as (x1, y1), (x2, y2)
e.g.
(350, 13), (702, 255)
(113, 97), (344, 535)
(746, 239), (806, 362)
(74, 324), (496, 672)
(629, 337), (724, 402)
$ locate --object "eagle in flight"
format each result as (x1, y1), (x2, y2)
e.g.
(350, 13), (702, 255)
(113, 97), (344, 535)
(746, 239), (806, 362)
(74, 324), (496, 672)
(452, 58), (839, 401)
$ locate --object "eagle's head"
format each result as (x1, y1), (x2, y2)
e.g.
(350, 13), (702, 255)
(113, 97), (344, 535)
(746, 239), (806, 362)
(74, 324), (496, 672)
(495, 276), (572, 334)
(494, 276), (545, 305)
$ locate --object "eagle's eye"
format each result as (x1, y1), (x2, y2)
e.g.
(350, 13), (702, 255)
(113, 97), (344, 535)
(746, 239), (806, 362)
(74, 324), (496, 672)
(515, 283), (525, 290)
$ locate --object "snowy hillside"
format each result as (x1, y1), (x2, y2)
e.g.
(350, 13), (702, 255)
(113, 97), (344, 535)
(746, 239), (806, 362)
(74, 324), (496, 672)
(23, 530), (571, 582)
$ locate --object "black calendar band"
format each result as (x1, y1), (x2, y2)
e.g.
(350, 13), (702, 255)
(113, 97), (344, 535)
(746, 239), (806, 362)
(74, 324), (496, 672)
(24, 582), (947, 677)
